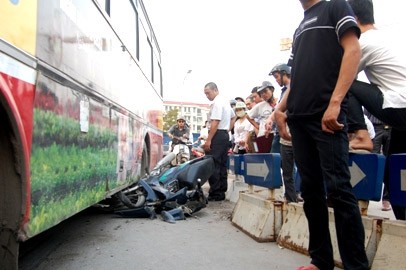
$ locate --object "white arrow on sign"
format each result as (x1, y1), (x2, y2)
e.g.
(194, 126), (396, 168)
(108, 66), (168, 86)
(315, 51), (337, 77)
(246, 160), (269, 180)
(401, 169), (406, 191)
(349, 161), (366, 187)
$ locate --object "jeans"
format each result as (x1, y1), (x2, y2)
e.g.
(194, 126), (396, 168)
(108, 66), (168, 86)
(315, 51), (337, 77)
(347, 80), (406, 132)
(371, 124), (391, 201)
(270, 132), (281, 154)
(288, 114), (369, 270)
(280, 144), (297, 202)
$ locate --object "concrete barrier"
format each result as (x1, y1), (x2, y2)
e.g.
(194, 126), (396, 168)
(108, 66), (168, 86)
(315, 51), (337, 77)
(371, 220), (406, 270)
(276, 203), (406, 269)
(231, 190), (286, 242)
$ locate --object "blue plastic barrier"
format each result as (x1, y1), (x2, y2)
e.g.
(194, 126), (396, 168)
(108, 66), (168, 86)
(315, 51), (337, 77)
(243, 153), (282, 189)
(349, 153), (385, 201)
(389, 154), (406, 207)
(289, 154), (385, 201)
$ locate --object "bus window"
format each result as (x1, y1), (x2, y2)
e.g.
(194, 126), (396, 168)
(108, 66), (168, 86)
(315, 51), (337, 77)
(110, 0), (138, 59)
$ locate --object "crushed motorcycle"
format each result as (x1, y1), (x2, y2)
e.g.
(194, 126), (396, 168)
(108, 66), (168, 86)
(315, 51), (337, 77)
(114, 152), (215, 223)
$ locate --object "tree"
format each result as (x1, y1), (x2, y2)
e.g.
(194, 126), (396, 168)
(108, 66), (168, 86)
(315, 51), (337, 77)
(163, 109), (179, 132)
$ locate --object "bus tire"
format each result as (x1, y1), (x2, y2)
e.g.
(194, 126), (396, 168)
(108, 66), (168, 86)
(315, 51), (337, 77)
(140, 144), (149, 175)
(0, 105), (21, 270)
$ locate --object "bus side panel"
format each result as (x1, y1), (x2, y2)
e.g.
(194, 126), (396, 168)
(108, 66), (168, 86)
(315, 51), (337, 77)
(25, 0), (163, 237)
(35, 0), (163, 133)
(28, 69), (155, 237)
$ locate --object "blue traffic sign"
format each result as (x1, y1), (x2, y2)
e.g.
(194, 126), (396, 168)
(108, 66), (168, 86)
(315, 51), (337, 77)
(243, 153), (282, 189)
(389, 154), (406, 207)
(349, 153), (385, 201)
(228, 154), (244, 175)
(291, 154), (384, 201)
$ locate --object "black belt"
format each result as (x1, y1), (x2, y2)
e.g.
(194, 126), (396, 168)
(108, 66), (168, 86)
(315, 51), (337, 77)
(209, 129), (228, 133)
(373, 123), (390, 129)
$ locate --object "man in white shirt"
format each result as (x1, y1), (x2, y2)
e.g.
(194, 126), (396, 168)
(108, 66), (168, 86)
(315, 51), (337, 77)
(202, 82), (236, 201)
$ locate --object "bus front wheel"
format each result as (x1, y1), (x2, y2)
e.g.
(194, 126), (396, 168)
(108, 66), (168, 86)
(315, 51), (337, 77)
(0, 104), (22, 270)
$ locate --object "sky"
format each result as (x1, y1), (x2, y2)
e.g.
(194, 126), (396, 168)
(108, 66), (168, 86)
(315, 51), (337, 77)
(144, 0), (405, 104)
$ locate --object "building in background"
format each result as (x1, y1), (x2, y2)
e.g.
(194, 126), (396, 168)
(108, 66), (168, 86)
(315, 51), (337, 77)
(164, 100), (210, 133)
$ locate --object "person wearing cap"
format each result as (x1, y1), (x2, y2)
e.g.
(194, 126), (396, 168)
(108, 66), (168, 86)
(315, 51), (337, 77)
(266, 63), (300, 203)
(250, 86), (263, 105)
(267, 63), (291, 154)
(274, 1), (368, 269)
(248, 81), (276, 134)
(203, 82), (236, 201)
(167, 115), (190, 151)
(245, 81), (276, 153)
(232, 101), (252, 154)
(234, 97), (245, 103)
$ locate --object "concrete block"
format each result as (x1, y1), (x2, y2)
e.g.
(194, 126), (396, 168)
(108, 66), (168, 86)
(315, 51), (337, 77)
(277, 203), (309, 255)
(231, 191), (285, 242)
(226, 180), (247, 203)
(371, 220), (406, 270)
(277, 203), (377, 269)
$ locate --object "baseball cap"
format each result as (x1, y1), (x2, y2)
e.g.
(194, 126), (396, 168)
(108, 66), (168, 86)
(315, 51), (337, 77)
(257, 81), (274, 93)
(235, 101), (246, 109)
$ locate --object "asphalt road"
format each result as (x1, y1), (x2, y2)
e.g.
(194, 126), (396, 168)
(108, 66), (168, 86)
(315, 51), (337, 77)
(19, 199), (313, 270)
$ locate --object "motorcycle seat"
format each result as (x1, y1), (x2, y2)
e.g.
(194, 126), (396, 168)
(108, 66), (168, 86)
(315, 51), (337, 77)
(175, 156), (215, 189)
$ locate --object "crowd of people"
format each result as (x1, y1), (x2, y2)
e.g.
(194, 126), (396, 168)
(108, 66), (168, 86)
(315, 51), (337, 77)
(167, 1), (405, 269)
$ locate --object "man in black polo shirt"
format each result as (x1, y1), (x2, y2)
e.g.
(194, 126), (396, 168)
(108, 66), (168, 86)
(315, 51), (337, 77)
(274, 1), (369, 270)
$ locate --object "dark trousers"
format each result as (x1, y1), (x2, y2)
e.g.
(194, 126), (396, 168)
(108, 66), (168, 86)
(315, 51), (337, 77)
(387, 128), (406, 220)
(288, 115), (369, 270)
(348, 80), (406, 131)
(270, 132), (281, 153)
(280, 144), (297, 202)
(205, 130), (230, 197)
(371, 124), (391, 201)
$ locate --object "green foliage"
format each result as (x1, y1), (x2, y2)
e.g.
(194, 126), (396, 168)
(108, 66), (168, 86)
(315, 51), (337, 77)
(33, 108), (117, 148)
(29, 108), (124, 236)
(163, 108), (179, 132)
(28, 184), (106, 237)
(30, 143), (117, 195)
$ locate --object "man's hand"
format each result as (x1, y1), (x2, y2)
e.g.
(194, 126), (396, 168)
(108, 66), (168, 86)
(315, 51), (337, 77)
(202, 140), (211, 152)
(274, 110), (291, 141)
(322, 103), (344, 134)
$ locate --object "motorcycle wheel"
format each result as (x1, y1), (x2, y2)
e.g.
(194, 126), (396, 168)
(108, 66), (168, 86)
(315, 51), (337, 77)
(117, 188), (146, 209)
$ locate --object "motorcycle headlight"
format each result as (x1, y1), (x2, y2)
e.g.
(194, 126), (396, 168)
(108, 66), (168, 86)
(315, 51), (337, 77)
(165, 180), (179, 193)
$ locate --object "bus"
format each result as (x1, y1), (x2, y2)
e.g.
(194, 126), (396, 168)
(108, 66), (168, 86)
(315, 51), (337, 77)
(0, 0), (163, 268)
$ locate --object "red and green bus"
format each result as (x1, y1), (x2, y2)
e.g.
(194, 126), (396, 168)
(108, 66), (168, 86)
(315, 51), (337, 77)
(0, 0), (163, 268)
